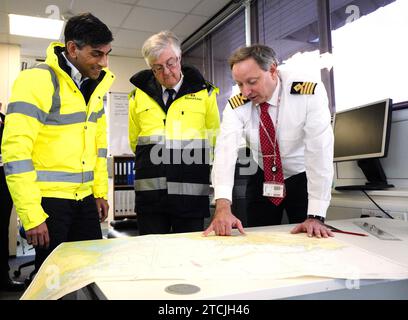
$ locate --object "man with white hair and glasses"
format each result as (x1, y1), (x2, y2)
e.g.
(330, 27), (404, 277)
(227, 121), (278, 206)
(128, 31), (220, 235)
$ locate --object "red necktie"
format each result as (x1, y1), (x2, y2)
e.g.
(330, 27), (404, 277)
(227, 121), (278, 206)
(259, 102), (285, 205)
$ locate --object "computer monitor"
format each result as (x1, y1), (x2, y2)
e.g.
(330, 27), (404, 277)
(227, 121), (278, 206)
(333, 98), (393, 190)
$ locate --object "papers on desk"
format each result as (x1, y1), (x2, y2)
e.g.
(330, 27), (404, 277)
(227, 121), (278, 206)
(20, 230), (408, 300)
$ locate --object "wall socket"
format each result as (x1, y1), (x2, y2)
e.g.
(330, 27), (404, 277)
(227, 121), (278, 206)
(361, 208), (408, 221)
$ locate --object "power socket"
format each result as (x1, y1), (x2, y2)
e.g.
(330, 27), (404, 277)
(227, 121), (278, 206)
(361, 208), (408, 221)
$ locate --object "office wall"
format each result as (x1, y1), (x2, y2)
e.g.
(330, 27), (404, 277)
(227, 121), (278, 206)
(108, 55), (146, 93)
(0, 43), (20, 255)
(0, 43), (20, 111)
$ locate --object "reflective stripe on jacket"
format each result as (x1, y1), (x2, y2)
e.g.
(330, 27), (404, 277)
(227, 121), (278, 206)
(1, 42), (115, 230)
(128, 65), (220, 218)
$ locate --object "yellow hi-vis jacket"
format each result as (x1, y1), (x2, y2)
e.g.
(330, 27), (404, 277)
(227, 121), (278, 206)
(1, 42), (115, 230)
(128, 66), (220, 218)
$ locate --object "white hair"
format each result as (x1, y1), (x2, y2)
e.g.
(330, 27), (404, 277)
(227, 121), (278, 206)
(141, 30), (181, 67)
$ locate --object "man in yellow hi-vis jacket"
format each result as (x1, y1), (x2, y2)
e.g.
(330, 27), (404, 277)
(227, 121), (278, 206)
(1, 13), (115, 271)
(128, 31), (220, 235)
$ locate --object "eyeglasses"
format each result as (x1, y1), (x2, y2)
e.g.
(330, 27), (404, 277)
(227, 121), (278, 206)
(151, 57), (179, 74)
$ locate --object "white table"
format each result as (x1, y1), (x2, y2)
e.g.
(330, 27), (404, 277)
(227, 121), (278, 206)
(83, 217), (408, 300)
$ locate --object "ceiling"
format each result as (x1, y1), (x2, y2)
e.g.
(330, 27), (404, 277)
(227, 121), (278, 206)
(0, 0), (231, 58)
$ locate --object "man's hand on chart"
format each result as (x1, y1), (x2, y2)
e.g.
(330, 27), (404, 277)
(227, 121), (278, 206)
(291, 218), (334, 238)
(203, 199), (245, 236)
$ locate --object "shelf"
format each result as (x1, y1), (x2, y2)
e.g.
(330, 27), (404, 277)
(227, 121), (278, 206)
(332, 187), (408, 197)
(113, 156), (135, 220)
(114, 185), (134, 190)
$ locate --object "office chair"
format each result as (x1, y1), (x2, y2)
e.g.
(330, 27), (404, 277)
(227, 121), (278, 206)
(231, 147), (254, 227)
(107, 218), (139, 238)
(13, 226), (36, 284)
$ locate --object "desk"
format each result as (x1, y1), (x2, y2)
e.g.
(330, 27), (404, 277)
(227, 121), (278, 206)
(328, 188), (408, 220)
(86, 218), (408, 300)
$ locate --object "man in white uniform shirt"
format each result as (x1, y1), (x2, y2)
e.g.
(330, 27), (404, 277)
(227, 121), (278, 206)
(204, 44), (334, 238)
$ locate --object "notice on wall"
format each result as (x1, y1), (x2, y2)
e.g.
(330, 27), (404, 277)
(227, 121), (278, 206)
(107, 92), (133, 156)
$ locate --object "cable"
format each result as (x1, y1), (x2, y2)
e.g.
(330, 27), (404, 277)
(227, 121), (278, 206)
(361, 190), (394, 219)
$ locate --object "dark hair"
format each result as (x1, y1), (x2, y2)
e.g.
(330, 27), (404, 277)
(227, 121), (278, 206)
(64, 12), (113, 48)
(228, 44), (279, 71)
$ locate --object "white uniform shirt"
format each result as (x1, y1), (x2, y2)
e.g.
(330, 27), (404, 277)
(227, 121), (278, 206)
(212, 69), (334, 217)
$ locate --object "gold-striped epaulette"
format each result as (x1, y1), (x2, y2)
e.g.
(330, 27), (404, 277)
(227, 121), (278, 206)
(228, 93), (249, 109)
(290, 81), (317, 95)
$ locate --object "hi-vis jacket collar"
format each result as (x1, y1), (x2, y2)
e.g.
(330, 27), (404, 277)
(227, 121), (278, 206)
(228, 93), (249, 109)
(290, 81), (317, 95)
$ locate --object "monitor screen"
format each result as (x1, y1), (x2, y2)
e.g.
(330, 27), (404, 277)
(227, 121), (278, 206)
(333, 98), (392, 162)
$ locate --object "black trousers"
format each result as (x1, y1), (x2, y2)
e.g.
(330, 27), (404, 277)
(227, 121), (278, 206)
(246, 168), (308, 227)
(137, 210), (204, 235)
(0, 166), (13, 276)
(35, 195), (102, 271)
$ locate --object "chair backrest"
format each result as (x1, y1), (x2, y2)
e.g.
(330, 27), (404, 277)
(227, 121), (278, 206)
(231, 147), (255, 227)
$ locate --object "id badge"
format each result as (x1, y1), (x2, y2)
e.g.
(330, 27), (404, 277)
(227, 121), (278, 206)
(263, 181), (285, 198)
